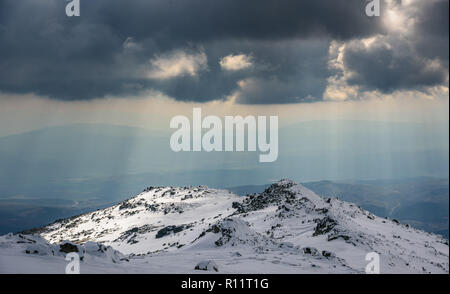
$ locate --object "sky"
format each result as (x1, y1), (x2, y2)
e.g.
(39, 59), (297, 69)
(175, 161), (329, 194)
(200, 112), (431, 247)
(0, 0), (448, 132)
(0, 0), (448, 183)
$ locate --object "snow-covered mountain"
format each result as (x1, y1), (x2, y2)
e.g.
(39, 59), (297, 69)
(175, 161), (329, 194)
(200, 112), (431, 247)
(0, 180), (448, 274)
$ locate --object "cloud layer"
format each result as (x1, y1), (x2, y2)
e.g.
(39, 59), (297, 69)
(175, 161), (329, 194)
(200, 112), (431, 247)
(0, 0), (447, 103)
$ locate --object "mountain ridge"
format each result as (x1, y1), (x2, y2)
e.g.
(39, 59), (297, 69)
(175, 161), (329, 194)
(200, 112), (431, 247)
(1, 179), (448, 274)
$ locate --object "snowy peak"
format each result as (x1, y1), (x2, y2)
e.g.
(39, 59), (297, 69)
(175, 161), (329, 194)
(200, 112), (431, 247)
(1, 179), (448, 274)
(234, 179), (325, 214)
(39, 185), (240, 255)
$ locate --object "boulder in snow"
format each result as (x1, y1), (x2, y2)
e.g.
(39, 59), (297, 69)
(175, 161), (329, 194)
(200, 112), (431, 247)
(195, 260), (219, 272)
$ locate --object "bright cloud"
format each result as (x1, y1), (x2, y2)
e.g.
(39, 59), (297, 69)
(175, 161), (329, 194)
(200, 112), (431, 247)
(147, 50), (208, 80)
(219, 54), (253, 71)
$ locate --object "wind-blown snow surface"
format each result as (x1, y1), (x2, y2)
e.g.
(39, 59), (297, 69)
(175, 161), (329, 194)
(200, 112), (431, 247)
(0, 180), (448, 274)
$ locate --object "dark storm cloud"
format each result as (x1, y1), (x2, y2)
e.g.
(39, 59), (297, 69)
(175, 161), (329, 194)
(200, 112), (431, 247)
(228, 39), (331, 104)
(0, 0), (383, 102)
(341, 0), (449, 94)
(412, 0), (449, 65)
(343, 36), (448, 93)
(0, 0), (447, 103)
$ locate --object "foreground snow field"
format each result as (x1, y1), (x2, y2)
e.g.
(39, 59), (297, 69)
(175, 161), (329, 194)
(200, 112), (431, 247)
(0, 180), (448, 274)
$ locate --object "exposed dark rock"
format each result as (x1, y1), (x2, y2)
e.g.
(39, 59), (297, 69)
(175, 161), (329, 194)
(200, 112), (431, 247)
(232, 202), (244, 212)
(59, 242), (79, 253)
(119, 201), (136, 210)
(327, 234), (351, 242)
(302, 247), (319, 256)
(313, 217), (337, 236)
(155, 225), (186, 239)
(181, 195), (193, 201)
(142, 186), (154, 192)
(322, 250), (336, 258)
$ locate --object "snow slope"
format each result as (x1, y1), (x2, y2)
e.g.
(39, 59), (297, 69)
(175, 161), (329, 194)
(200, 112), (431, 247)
(0, 180), (448, 274)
